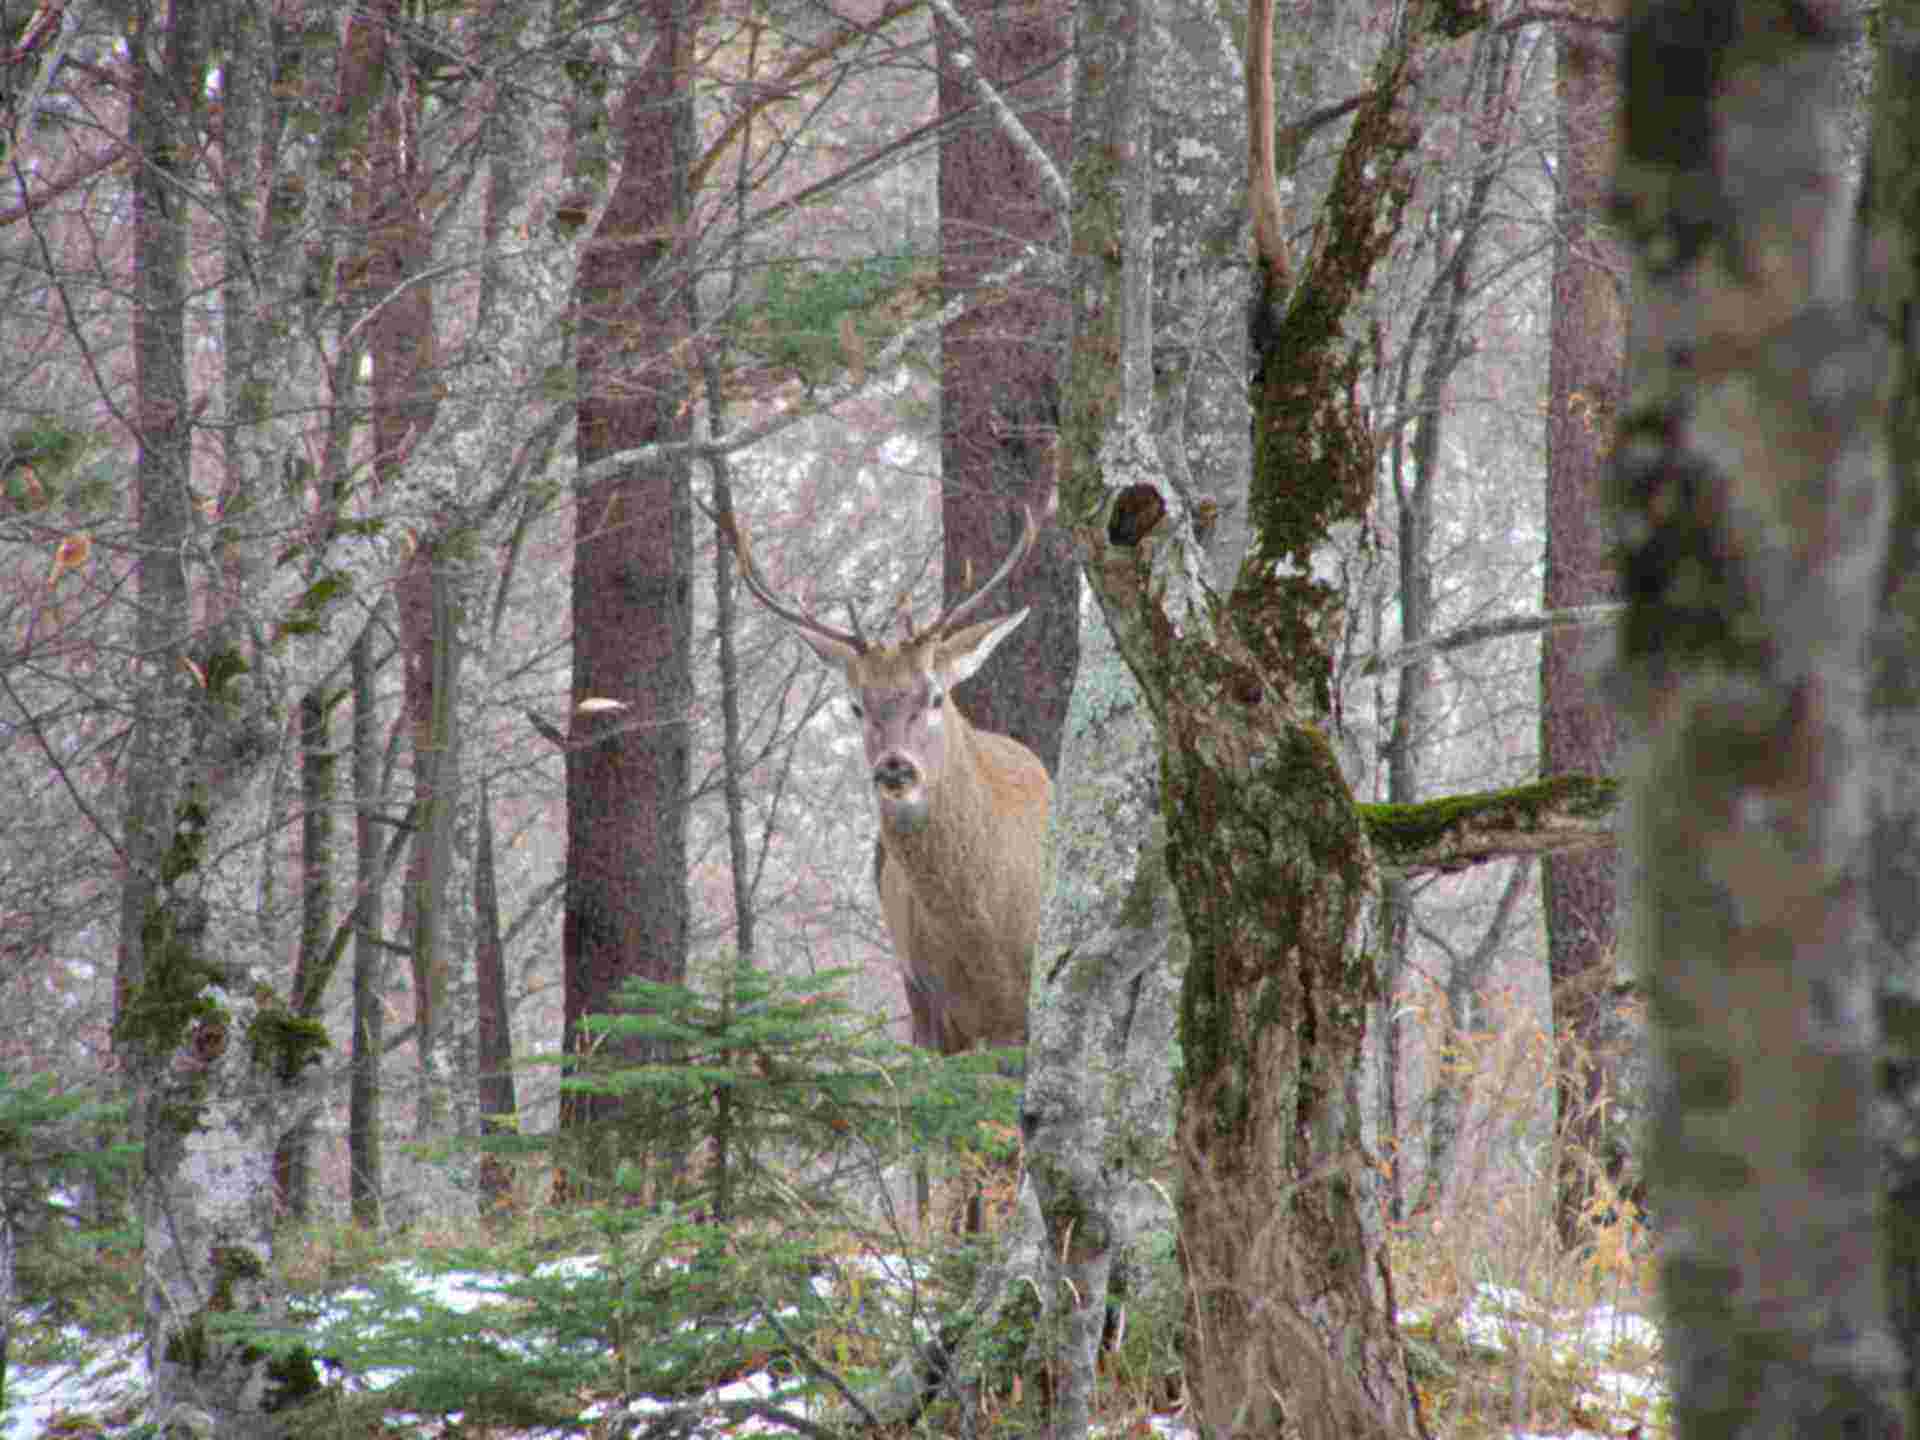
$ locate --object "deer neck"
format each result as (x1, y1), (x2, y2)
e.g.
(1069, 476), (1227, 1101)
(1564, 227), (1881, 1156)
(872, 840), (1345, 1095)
(877, 713), (994, 917)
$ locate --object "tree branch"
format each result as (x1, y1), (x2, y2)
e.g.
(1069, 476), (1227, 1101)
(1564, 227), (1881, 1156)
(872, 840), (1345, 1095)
(571, 245), (1046, 491)
(1362, 775), (1617, 877)
(1498, 6), (1626, 34)
(925, 0), (1071, 212)
(1352, 602), (1623, 677)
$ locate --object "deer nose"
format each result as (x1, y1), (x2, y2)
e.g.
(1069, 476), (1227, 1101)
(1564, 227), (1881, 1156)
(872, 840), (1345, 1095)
(873, 754), (918, 791)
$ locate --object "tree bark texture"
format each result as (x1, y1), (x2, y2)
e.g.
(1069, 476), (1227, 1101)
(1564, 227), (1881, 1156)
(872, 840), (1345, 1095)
(563, 1), (700, 1156)
(1145, 1), (1255, 585)
(1022, 610), (1182, 1440)
(947, 3), (1241, 1427)
(1863, 5), (1920, 1423)
(1542, 0), (1632, 1250)
(1054, 0), (1428, 1433)
(351, 623), (386, 1230)
(352, 0), (460, 1153)
(272, 690), (335, 1220)
(937, 0), (1080, 782)
(116, 5), (316, 1432)
(474, 780), (517, 1211)
(1611, 3), (1903, 1434)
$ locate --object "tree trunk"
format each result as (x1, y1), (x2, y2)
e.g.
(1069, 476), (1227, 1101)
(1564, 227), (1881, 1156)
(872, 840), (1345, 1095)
(1022, 608), (1182, 1440)
(1018, 10), (1174, 1433)
(1866, 4), (1920, 1422)
(937, 0), (1079, 783)
(1054, 0), (1426, 1433)
(947, 3), (1248, 1426)
(562, 0), (700, 1175)
(1376, 23), (1516, 1219)
(474, 780), (517, 1212)
(1612, 3), (1902, 1432)
(348, 0), (456, 1156)
(1542, 0), (1630, 1252)
(273, 689), (335, 1221)
(350, 622), (386, 1230)
(116, 6), (311, 1431)
(1416, 857), (1534, 1216)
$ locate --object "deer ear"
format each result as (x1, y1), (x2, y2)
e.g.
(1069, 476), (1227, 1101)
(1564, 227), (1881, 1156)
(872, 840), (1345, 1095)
(939, 608), (1030, 685)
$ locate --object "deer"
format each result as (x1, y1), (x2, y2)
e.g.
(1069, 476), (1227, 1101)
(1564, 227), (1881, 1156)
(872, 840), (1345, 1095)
(729, 507), (1051, 1068)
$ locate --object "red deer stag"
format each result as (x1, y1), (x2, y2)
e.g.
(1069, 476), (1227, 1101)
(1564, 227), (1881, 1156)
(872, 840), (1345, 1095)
(730, 508), (1050, 1060)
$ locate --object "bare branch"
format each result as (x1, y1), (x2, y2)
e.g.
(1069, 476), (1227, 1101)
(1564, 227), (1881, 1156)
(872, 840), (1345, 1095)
(1352, 602), (1623, 677)
(925, 0), (1071, 212)
(1497, 6), (1626, 34)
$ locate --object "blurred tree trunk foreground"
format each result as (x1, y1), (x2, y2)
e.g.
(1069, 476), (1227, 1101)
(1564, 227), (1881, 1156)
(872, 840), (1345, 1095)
(1611, 1), (1904, 1433)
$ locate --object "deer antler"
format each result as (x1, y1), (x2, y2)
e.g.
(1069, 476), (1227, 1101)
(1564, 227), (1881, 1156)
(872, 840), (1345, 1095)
(726, 504), (1035, 650)
(728, 517), (867, 653)
(932, 505), (1036, 636)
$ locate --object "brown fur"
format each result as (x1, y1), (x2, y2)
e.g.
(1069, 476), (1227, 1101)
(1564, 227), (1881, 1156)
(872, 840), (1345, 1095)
(730, 509), (1049, 1057)
(875, 711), (1049, 1053)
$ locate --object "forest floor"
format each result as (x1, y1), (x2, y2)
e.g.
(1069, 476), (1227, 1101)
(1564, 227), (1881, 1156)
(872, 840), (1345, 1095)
(3, 1233), (1665, 1440)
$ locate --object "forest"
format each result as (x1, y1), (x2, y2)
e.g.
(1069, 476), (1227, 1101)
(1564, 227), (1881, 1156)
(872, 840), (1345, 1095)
(0, 0), (1913, 1437)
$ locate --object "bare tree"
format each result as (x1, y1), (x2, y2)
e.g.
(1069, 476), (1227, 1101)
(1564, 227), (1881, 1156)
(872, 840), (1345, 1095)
(1541, 0), (1630, 1249)
(1053, 0), (1431, 1428)
(112, 5), (306, 1430)
(562, 1), (702, 1173)
(936, 0), (1080, 783)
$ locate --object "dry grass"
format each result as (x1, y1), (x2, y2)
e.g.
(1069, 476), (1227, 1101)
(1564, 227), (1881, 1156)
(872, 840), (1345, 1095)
(1386, 981), (1663, 1439)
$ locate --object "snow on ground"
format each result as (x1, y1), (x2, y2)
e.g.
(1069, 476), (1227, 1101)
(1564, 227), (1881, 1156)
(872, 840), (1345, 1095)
(2, 1272), (1663, 1439)
(3, 1325), (147, 1440)
(1419, 1284), (1664, 1440)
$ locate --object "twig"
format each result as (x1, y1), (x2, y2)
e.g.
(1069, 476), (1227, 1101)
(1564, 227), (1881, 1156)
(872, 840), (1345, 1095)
(1353, 602), (1623, 677)
(758, 1300), (883, 1431)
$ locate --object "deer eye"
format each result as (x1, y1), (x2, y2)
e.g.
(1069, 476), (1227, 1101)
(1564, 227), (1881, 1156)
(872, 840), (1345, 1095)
(847, 699), (864, 720)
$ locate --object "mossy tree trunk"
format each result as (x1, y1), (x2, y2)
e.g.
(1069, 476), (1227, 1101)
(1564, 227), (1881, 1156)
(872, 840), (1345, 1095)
(116, 5), (320, 1432)
(1055, 0), (1431, 1433)
(1611, 2), (1903, 1433)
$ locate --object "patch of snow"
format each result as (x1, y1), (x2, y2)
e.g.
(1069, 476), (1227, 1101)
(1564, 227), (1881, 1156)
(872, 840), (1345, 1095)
(6, 1269), (1664, 1439)
(2, 1329), (147, 1440)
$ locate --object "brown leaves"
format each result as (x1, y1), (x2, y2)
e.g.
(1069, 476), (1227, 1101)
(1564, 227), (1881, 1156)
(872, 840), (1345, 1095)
(46, 531), (90, 585)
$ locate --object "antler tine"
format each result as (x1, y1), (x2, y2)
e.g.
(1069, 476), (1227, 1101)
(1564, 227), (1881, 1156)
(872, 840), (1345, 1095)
(843, 601), (868, 649)
(728, 517), (866, 653)
(934, 504), (1037, 636)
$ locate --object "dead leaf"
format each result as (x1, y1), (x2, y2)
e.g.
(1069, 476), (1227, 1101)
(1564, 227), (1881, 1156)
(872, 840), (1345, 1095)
(46, 532), (91, 585)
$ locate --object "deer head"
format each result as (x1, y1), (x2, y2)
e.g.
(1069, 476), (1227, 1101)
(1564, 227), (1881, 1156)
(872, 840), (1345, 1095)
(730, 508), (1037, 836)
